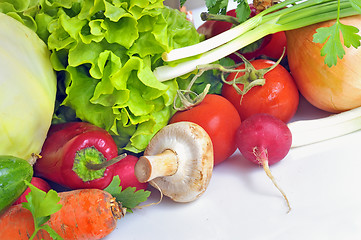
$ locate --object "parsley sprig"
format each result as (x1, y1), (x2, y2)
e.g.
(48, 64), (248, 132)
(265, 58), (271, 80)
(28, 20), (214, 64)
(22, 180), (63, 240)
(104, 176), (151, 213)
(313, 0), (361, 67)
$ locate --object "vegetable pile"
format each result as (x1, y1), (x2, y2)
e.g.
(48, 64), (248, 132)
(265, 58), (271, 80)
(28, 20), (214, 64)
(1, 0), (361, 238)
(0, 0), (201, 153)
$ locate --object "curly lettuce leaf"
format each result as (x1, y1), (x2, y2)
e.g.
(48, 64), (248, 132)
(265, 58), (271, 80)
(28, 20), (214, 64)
(1, 0), (201, 153)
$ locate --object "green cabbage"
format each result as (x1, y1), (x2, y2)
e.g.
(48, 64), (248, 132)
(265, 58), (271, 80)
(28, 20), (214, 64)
(1, 0), (201, 153)
(0, 13), (57, 164)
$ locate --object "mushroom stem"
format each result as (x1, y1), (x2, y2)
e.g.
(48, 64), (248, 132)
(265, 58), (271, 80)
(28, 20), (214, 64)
(135, 149), (178, 183)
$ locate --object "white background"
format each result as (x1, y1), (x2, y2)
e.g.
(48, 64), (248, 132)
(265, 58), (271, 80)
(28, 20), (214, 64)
(104, 1), (361, 240)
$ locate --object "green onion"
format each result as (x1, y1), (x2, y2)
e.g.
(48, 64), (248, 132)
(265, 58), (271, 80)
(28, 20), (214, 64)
(154, 0), (359, 82)
(288, 106), (361, 148)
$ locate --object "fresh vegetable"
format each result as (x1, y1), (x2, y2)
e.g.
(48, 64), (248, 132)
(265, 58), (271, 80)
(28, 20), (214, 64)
(104, 176), (151, 211)
(288, 105), (361, 148)
(134, 122), (214, 202)
(0, 187), (124, 240)
(221, 58), (299, 123)
(34, 122), (126, 190)
(0, 156), (33, 213)
(155, 0), (361, 81)
(169, 94), (241, 165)
(197, 7), (286, 61)
(13, 177), (51, 205)
(286, 15), (361, 113)
(0, 0), (202, 154)
(259, 31), (287, 60)
(236, 113), (292, 212)
(113, 155), (149, 191)
(0, 13), (56, 165)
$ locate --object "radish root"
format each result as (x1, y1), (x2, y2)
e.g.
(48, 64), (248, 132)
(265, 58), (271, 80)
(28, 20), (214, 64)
(134, 181), (164, 209)
(253, 147), (291, 213)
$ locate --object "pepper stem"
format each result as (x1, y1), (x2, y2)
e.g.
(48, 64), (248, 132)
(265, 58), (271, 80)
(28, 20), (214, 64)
(73, 147), (126, 182)
(86, 153), (127, 170)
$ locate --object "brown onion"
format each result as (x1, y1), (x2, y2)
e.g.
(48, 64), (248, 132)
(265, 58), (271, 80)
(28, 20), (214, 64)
(286, 15), (361, 113)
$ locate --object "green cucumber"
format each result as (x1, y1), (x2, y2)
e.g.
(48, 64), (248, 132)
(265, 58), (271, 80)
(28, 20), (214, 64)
(0, 155), (33, 213)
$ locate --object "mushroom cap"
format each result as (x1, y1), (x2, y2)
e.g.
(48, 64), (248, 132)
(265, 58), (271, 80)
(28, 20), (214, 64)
(145, 121), (214, 202)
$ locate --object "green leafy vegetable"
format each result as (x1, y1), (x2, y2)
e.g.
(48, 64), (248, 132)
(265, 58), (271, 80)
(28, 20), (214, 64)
(235, 0), (251, 23)
(22, 181), (63, 240)
(0, 13), (57, 165)
(206, 0), (230, 14)
(313, 0), (361, 67)
(0, 0), (201, 154)
(104, 176), (151, 212)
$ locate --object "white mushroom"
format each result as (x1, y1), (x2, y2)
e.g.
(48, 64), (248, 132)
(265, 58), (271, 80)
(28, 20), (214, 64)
(134, 121), (214, 202)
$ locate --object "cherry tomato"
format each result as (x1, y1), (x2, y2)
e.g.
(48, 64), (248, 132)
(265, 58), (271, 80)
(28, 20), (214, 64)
(259, 31), (287, 60)
(221, 59), (299, 123)
(169, 94), (241, 166)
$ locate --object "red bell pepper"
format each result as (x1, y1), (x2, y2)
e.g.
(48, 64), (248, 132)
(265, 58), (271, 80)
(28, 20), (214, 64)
(34, 122), (125, 190)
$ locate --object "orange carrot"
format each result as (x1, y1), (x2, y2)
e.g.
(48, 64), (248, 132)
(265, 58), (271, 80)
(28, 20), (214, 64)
(0, 189), (125, 240)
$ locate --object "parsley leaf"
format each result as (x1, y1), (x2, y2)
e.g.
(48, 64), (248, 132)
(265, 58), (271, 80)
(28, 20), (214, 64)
(180, 0), (187, 7)
(313, 20), (361, 67)
(104, 176), (151, 212)
(206, 0), (229, 14)
(22, 180), (63, 240)
(312, 0), (361, 67)
(235, 0), (251, 23)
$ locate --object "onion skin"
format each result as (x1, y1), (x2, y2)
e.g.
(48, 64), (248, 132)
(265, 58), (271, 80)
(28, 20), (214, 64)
(286, 15), (361, 113)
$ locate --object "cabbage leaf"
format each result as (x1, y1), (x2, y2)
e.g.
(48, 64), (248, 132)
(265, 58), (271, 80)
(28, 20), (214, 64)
(0, 13), (57, 164)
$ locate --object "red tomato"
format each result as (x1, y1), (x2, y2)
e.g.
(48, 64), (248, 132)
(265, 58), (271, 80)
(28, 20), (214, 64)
(221, 59), (299, 123)
(259, 31), (287, 60)
(169, 94), (241, 165)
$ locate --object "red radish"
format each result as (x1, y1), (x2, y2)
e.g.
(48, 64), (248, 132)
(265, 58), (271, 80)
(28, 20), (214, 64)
(113, 155), (148, 191)
(236, 113), (292, 212)
(13, 177), (51, 205)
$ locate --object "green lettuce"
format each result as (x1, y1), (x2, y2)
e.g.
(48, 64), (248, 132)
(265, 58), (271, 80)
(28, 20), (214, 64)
(1, 0), (201, 153)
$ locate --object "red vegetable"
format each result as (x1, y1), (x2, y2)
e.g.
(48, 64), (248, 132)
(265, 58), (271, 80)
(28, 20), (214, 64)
(34, 122), (124, 190)
(258, 31), (287, 60)
(13, 177), (51, 205)
(236, 113), (292, 211)
(113, 155), (148, 191)
(221, 58), (299, 123)
(197, 7), (286, 61)
(169, 94), (241, 165)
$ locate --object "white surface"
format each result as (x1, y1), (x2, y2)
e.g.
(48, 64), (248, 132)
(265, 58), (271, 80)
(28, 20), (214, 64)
(105, 2), (361, 240)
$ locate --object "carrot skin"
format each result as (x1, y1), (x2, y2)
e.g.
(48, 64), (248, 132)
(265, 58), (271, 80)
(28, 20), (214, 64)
(0, 189), (121, 240)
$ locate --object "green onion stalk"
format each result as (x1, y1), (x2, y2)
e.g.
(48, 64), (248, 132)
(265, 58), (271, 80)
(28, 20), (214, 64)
(153, 0), (360, 81)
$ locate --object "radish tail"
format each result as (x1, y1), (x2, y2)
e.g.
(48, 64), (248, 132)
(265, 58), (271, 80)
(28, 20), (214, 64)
(254, 147), (291, 213)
